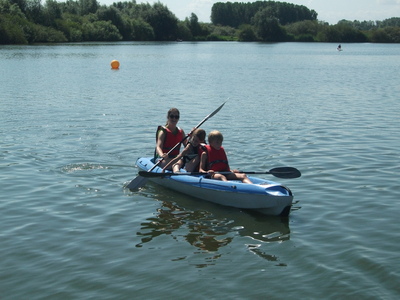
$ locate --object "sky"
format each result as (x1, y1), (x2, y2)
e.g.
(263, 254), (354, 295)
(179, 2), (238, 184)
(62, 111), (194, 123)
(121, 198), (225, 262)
(99, 0), (400, 24)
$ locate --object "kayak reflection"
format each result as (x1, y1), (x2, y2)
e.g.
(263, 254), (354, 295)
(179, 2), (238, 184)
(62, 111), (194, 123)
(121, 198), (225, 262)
(135, 184), (291, 265)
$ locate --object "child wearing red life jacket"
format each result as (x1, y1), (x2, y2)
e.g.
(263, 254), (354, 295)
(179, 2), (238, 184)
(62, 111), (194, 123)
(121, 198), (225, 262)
(199, 130), (252, 184)
(162, 128), (206, 173)
(155, 108), (186, 169)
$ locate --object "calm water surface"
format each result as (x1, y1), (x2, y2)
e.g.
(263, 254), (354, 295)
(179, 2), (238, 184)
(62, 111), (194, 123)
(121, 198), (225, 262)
(1, 42), (399, 299)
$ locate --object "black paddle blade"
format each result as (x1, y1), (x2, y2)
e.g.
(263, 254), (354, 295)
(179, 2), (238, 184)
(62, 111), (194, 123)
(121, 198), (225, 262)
(269, 167), (301, 179)
(126, 175), (148, 189)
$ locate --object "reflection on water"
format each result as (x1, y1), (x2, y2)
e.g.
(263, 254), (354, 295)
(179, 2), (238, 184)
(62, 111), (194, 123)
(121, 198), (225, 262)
(135, 184), (290, 267)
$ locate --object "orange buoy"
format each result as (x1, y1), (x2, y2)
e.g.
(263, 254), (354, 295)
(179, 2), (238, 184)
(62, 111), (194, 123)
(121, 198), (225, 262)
(111, 60), (120, 69)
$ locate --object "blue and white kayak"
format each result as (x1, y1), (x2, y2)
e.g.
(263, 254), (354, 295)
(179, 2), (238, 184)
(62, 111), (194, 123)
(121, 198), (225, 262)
(136, 157), (294, 217)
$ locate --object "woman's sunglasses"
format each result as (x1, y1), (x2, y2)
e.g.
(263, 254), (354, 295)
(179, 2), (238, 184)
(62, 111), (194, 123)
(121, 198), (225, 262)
(169, 115), (180, 119)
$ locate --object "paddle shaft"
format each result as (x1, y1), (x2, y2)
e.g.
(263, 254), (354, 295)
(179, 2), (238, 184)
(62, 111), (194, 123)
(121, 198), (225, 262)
(139, 167), (301, 179)
(148, 102), (226, 172)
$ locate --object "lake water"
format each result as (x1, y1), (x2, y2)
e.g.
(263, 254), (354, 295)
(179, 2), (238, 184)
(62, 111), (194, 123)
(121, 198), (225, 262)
(1, 42), (399, 299)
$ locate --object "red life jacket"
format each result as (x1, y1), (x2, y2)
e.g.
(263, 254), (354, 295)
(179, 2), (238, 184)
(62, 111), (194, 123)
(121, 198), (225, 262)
(156, 125), (184, 157)
(197, 143), (206, 158)
(204, 144), (230, 172)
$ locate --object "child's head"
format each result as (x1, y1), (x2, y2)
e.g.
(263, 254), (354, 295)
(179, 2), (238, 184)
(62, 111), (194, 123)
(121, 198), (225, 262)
(190, 128), (206, 146)
(208, 130), (223, 149)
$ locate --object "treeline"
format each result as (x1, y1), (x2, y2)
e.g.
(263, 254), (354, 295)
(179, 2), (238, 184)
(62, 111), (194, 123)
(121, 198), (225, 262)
(0, 0), (214, 44)
(210, 1), (400, 43)
(0, 0), (399, 44)
(211, 1), (318, 27)
(281, 18), (400, 43)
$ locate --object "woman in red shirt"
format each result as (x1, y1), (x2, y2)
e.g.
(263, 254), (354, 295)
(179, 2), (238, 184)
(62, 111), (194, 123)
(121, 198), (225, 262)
(155, 108), (186, 169)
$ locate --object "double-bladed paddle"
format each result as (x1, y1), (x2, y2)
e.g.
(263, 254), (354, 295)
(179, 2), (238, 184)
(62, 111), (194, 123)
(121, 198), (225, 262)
(126, 102), (226, 190)
(138, 167), (301, 179)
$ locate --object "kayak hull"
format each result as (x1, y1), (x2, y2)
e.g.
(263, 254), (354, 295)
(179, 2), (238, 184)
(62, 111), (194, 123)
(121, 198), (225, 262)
(136, 157), (294, 217)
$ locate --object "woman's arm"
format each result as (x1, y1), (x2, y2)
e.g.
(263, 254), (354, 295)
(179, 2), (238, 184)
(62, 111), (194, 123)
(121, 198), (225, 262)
(156, 130), (167, 158)
(162, 144), (190, 171)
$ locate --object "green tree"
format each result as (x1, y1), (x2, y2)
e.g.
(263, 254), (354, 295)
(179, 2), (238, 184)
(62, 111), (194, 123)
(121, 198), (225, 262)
(253, 8), (287, 42)
(385, 26), (400, 42)
(30, 22), (67, 42)
(0, 13), (29, 43)
(131, 17), (154, 40)
(1, 0), (399, 44)
(285, 20), (319, 37)
(368, 26), (400, 43)
(211, 1), (317, 27)
(187, 12), (201, 36)
(59, 0), (79, 15)
(316, 24), (340, 42)
(25, 0), (42, 23)
(380, 17), (400, 28)
(285, 20), (321, 42)
(368, 28), (390, 43)
(82, 20), (122, 41)
(96, 5), (127, 39)
(238, 24), (257, 41)
(317, 23), (366, 42)
(42, 0), (61, 27)
(55, 13), (84, 41)
(177, 21), (192, 40)
(8, 0), (28, 12)
(79, 0), (98, 16)
(142, 2), (178, 40)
